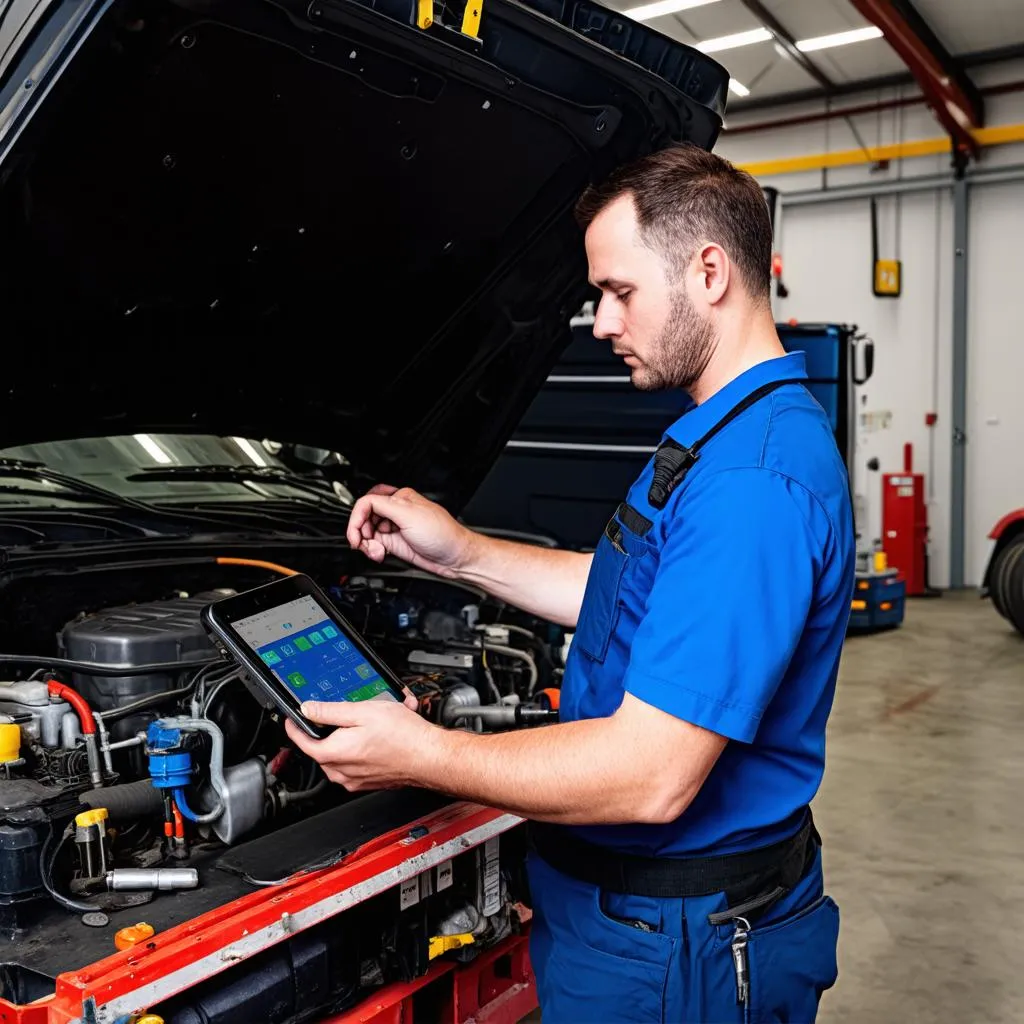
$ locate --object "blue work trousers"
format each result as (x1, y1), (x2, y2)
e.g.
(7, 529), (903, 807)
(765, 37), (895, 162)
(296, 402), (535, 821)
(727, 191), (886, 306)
(527, 845), (839, 1023)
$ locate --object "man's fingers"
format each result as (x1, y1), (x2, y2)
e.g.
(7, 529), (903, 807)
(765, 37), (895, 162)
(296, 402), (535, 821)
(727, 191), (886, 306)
(366, 484), (400, 497)
(360, 538), (387, 562)
(301, 699), (364, 727)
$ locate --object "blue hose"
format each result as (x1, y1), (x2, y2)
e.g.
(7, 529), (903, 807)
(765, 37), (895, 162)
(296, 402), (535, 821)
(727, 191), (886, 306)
(173, 787), (201, 823)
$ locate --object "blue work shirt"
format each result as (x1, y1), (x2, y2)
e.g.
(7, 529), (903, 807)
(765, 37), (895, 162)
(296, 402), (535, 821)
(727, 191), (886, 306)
(560, 351), (855, 856)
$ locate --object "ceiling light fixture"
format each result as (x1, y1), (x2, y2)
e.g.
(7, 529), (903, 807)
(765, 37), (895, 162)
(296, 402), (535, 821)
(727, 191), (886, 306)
(623, 0), (720, 22)
(728, 79), (750, 97)
(795, 26), (883, 52)
(696, 27), (773, 54)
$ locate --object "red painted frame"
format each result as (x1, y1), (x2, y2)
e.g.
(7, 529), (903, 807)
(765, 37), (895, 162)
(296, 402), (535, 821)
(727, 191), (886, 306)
(989, 509), (1024, 540)
(0, 802), (535, 1024)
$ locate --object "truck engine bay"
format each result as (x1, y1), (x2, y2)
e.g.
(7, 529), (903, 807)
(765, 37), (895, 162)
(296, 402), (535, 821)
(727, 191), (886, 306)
(0, 558), (564, 1021)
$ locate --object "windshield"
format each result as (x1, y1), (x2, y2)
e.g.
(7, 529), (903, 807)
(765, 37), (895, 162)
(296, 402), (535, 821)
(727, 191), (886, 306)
(0, 434), (354, 508)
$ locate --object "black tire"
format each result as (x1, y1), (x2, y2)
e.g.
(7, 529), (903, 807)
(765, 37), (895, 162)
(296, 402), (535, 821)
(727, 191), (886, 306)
(1003, 542), (1024, 638)
(991, 537), (1024, 621)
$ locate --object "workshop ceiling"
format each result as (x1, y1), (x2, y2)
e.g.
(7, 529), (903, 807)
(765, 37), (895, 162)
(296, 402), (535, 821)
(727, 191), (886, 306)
(601, 0), (1024, 108)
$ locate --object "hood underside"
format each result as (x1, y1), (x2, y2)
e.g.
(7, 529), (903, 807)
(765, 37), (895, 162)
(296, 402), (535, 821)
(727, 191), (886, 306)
(0, 0), (727, 509)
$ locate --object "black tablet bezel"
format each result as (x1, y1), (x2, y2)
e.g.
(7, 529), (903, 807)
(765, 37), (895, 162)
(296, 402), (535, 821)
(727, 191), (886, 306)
(200, 574), (407, 741)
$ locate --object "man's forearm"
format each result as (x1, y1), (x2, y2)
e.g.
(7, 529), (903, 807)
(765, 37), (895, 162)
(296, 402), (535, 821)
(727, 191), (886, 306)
(454, 533), (592, 628)
(413, 712), (700, 826)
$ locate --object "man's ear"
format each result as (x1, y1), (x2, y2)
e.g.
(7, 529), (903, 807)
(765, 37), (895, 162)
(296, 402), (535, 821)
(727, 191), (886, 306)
(695, 243), (730, 306)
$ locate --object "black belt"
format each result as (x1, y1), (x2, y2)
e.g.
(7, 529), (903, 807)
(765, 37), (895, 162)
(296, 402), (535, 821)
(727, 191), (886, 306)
(529, 811), (818, 901)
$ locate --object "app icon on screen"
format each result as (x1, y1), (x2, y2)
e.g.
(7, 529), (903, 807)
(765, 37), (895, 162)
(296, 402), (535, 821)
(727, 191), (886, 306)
(261, 650), (281, 666)
(322, 625), (339, 639)
(280, 643), (295, 656)
(309, 631), (325, 645)
(334, 640), (349, 653)
(355, 663), (375, 680)
(294, 636), (312, 652)
(287, 671), (307, 689)
(319, 680), (332, 692)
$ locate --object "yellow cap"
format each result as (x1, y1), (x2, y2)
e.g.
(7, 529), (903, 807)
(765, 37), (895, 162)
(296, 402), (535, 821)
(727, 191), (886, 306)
(75, 807), (109, 828)
(115, 922), (155, 951)
(0, 724), (20, 764)
(135, 1017), (165, 1024)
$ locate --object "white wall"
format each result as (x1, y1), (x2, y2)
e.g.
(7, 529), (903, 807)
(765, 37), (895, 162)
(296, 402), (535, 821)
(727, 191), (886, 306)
(965, 179), (1024, 584)
(715, 62), (1024, 587)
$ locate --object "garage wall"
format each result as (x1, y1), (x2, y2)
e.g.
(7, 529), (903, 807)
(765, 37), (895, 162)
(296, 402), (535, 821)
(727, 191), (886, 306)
(965, 178), (1024, 584)
(715, 60), (1024, 587)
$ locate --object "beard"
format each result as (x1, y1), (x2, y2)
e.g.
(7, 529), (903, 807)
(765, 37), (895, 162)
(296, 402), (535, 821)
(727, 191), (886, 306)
(629, 288), (717, 393)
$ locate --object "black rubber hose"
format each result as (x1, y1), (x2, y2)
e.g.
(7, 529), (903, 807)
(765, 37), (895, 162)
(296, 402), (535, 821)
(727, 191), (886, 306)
(0, 653), (221, 676)
(79, 779), (164, 819)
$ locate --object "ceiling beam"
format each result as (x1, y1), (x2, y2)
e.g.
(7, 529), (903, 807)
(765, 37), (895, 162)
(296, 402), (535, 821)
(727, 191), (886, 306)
(849, 0), (984, 157)
(735, 0), (836, 94)
(730, 43), (1024, 113)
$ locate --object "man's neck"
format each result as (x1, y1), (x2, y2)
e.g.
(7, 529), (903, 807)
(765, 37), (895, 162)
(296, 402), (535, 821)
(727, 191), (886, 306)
(688, 304), (785, 405)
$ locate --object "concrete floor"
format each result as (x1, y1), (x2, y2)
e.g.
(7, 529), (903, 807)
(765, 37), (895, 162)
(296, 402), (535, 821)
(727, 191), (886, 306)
(817, 592), (1024, 1023)
(521, 593), (1024, 1022)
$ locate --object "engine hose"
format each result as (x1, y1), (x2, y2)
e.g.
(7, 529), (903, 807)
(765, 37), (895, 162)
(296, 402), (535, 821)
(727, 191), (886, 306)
(80, 779), (164, 820)
(173, 787), (206, 824)
(156, 717), (227, 823)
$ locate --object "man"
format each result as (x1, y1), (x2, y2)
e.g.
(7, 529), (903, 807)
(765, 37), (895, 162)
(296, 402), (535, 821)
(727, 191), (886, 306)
(286, 144), (856, 1022)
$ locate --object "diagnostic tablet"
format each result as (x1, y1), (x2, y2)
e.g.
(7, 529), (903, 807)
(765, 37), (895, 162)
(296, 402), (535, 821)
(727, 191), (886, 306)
(201, 574), (405, 740)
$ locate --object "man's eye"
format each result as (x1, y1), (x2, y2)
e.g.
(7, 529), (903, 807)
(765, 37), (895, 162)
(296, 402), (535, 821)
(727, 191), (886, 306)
(617, 291), (632, 303)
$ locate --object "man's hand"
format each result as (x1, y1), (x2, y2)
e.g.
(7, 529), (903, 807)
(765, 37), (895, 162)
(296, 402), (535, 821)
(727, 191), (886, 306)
(284, 692), (440, 792)
(345, 485), (475, 577)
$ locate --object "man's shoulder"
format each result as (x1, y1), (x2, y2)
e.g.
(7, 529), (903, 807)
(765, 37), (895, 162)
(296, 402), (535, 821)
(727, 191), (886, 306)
(673, 386), (850, 542)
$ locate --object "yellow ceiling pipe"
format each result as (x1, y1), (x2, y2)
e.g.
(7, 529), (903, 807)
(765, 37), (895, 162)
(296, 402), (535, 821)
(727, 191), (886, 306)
(735, 122), (1024, 178)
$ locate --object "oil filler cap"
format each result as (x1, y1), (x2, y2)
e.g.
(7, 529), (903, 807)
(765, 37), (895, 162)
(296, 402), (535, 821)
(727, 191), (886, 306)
(115, 922), (155, 950)
(75, 807), (109, 828)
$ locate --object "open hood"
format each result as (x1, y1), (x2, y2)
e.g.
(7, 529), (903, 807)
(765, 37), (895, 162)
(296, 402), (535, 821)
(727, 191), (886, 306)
(0, 0), (727, 510)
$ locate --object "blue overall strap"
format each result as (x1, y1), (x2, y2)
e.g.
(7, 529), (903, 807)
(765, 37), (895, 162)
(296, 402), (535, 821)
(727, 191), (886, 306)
(648, 377), (805, 509)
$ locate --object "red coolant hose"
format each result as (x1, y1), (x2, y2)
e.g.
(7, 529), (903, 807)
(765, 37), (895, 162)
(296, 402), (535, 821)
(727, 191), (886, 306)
(47, 679), (96, 734)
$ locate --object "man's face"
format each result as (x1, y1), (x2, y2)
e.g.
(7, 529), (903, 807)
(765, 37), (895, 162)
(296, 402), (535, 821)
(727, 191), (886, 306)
(585, 194), (716, 393)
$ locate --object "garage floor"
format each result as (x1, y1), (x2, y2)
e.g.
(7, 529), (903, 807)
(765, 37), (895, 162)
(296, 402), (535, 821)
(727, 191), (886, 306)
(817, 592), (1024, 1023)
(520, 593), (1024, 1023)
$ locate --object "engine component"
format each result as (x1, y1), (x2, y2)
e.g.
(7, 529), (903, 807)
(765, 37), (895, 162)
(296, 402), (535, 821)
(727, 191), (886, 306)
(47, 681), (102, 787)
(59, 596), (218, 712)
(157, 717), (228, 825)
(73, 808), (111, 879)
(106, 868), (199, 892)
(0, 681), (74, 748)
(445, 704), (556, 728)
(0, 723), (21, 765)
(437, 682), (481, 728)
(0, 780), (75, 928)
(197, 759), (267, 846)
(146, 718), (267, 845)
(79, 778), (164, 819)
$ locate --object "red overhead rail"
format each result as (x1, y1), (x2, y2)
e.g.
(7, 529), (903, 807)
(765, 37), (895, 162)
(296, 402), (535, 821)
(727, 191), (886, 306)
(850, 0), (985, 157)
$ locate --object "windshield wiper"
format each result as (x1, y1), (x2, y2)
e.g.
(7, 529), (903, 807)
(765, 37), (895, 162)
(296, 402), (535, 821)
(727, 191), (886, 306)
(0, 458), (282, 534)
(126, 465), (351, 509)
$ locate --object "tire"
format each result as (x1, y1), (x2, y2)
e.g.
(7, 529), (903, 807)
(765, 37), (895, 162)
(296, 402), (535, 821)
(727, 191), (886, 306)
(991, 537), (1024, 622)
(1002, 541), (1024, 638)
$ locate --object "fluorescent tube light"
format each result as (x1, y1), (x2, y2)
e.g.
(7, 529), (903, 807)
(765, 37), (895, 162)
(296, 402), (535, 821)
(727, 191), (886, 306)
(696, 28), (773, 54)
(623, 0), (720, 21)
(796, 26), (883, 52)
(729, 79), (750, 97)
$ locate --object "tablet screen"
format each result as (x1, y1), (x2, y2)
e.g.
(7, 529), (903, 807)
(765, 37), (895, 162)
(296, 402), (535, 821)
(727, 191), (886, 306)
(232, 594), (399, 705)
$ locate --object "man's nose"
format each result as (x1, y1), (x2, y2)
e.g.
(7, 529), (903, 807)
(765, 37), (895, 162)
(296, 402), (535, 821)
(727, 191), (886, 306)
(592, 301), (622, 340)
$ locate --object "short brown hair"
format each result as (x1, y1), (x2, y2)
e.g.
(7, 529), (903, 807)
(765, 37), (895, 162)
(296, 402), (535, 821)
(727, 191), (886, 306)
(574, 144), (773, 303)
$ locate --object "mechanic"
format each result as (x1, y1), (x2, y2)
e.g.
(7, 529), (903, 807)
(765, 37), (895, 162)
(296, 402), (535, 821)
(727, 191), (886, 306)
(286, 144), (856, 1023)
